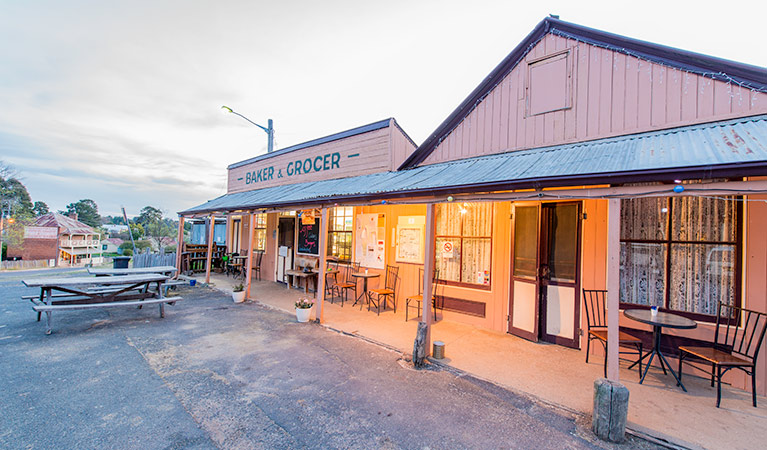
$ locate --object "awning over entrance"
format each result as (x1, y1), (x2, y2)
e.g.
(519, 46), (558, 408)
(181, 115), (767, 215)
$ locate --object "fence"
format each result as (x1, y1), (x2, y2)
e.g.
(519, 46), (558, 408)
(132, 249), (177, 268)
(1, 259), (52, 270)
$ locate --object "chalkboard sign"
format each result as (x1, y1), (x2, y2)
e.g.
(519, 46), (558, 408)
(297, 219), (320, 255)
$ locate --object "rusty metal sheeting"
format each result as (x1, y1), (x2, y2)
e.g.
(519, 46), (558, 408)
(181, 115), (767, 214)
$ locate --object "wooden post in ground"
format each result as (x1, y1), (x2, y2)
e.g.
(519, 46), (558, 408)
(205, 214), (215, 284)
(606, 199), (620, 382)
(175, 216), (185, 278)
(245, 212), (256, 299)
(315, 207), (329, 323)
(419, 203), (437, 357)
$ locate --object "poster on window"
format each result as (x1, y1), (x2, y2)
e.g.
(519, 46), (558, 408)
(355, 213), (385, 269)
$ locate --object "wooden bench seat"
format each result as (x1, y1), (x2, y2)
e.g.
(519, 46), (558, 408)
(32, 297), (182, 313)
(32, 297), (182, 334)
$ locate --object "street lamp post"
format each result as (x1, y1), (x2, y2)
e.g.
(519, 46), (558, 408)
(221, 106), (274, 153)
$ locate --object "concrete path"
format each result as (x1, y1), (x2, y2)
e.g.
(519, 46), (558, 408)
(0, 271), (662, 449)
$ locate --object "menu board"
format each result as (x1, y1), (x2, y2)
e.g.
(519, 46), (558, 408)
(297, 219), (320, 255)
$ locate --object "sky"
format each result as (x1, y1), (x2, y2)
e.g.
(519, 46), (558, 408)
(1, 0), (765, 218)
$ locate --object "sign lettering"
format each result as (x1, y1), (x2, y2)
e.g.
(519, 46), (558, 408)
(245, 151), (342, 186)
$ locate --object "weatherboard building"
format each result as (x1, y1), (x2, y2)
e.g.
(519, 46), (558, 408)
(180, 17), (767, 402)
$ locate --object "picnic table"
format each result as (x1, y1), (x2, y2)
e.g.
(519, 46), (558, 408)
(22, 273), (182, 335)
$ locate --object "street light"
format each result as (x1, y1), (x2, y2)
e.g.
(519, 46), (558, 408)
(221, 106), (274, 153)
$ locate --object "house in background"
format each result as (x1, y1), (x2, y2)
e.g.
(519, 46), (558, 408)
(102, 237), (123, 254)
(8, 212), (103, 266)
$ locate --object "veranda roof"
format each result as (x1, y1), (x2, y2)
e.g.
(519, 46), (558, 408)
(181, 115), (767, 215)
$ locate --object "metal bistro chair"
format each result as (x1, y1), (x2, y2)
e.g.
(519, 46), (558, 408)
(331, 262), (360, 307)
(323, 260), (339, 300)
(251, 251), (264, 281)
(583, 289), (643, 379)
(405, 268), (441, 322)
(225, 253), (240, 278)
(678, 302), (767, 407)
(369, 265), (399, 316)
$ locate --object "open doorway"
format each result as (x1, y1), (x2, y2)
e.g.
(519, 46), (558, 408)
(509, 202), (581, 348)
(276, 217), (295, 283)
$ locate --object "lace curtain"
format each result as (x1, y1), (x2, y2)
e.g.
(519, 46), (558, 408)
(620, 194), (738, 315)
(436, 203), (492, 285)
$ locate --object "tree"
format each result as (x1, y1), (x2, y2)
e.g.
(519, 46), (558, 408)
(64, 199), (101, 227)
(128, 223), (144, 240)
(33, 201), (49, 216)
(137, 206), (174, 252)
(136, 206), (163, 227)
(1, 162), (35, 222)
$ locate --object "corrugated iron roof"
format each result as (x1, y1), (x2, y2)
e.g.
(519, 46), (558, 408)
(181, 115), (767, 215)
(35, 213), (97, 235)
(400, 16), (767, 169)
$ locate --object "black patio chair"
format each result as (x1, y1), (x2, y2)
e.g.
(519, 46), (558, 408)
(331, 262), (360, 307)
(251, 251), (264, 281)
(678, 302), (767, 407)
(369, 265), (398, 315)
(583, 289), (643, 379)
(405, 267), (441, 322)
(323, 260), (339, 300)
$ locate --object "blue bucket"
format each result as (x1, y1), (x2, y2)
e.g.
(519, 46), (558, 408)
(189, 279), (197, 287)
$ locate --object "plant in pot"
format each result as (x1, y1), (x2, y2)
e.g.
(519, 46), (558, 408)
(232, 283), (246, 303)
(295, 297), (314, 322)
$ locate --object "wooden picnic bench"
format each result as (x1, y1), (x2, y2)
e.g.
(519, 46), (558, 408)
(284, 269), (318, 295)
(22, 274), (182, 335)
(88, 265), (178, 277)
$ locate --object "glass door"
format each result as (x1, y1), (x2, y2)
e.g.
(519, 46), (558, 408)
(509, 205), (540, 341)
(539, 202), (581, 348)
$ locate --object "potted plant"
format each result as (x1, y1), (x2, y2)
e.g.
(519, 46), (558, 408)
(232, 283), (246, 303)
(295, 297), (314, 322)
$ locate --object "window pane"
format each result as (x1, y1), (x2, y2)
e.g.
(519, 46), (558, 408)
(436, 204), (461, 236)
(547, 204), (578, 282)
(436, 238), (461, 282)
(463, 203), (493, 237)
(669, 244), (736, 315)
(620, 242), (666, 307)
(513, 206), (538, 278)
(671, 196), (737, 242)
(621, 197), (667, 240)
(462, 238), (491, 285)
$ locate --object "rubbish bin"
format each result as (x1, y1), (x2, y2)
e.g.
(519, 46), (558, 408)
(113, 256), (131, 269)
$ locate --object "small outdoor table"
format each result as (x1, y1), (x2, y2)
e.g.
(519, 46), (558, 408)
(624, 308), (697, 391)
(351, 272), (379, 307)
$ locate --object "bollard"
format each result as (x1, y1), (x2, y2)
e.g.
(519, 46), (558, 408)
(433, 341), (445, 359)
(592, 378), (629, 443)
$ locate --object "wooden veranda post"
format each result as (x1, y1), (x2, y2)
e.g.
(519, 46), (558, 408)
(175, 216), (185, 278)
(205, 214), (215, 284)
(315, 207), (329, 323)
(245, 212), (256, 299)
(606, 199), (621, 381)
(421, 203), (437, 350)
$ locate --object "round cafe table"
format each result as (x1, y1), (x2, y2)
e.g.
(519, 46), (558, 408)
(624, 308), (697, 391)
(351, 272), (379, 307)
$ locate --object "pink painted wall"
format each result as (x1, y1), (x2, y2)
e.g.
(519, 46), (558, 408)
(422, 34), (767, 166)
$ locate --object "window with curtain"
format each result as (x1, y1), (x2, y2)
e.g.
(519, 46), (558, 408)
(435, 202), (493, 288)
(327, 206), (354, 261)
(252, 213), (267, 251)
(619, 191), (740, 320)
